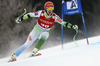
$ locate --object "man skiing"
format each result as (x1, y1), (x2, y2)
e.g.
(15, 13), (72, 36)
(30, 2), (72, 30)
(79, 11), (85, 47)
(9, 1), (78, 62)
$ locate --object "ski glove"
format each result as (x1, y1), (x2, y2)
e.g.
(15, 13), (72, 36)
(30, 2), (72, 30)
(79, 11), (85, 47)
(72, 25), (78, 30)
(15, 17), (21, 23)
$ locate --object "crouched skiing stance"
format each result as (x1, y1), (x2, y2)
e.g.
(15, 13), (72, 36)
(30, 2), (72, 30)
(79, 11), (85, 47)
(9, 1), (78, 62)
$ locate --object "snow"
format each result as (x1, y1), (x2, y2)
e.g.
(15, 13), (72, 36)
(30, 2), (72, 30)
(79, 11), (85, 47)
(0, 36), (100, 66)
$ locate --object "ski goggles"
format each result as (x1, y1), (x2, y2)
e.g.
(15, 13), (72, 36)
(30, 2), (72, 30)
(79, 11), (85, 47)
(45, 7), (54, 10)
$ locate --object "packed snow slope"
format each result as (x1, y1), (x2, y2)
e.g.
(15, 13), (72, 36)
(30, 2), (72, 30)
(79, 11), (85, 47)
(0, 36), (100, 66)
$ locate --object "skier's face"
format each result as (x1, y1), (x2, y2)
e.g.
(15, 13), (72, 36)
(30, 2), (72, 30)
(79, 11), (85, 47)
(47, 10), (53, 15)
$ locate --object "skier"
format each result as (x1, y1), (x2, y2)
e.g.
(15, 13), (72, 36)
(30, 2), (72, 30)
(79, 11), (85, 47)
(9, 1), (78, 62)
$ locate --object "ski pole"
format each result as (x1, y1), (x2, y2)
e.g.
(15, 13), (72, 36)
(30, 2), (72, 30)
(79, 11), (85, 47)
(16, 8), (27, 23)
(73, 29), (79, 48)
(18, 8), (27, 18)
(23, 8), (27, 15)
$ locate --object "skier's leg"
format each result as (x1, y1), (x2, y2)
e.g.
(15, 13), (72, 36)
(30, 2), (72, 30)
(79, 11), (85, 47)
(30, 31), (49, 56)
(14, 31), (38, 57)
(9, 25), (42, 60)
(9, 30), (39, 62)
(13, 25), (43, 57)
(36, 31), (49, 49)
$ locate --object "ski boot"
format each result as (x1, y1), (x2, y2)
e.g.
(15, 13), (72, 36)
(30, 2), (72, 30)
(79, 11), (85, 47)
(29, 48), (41, 57)
(8, 53), (17, 62)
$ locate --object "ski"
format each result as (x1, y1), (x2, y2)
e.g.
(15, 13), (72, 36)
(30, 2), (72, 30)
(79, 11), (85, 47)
(29, 53), (42, 57)
(8, 58), (17, 62)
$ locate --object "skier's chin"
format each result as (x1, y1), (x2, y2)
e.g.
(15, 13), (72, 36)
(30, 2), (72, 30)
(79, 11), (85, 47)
(47, 10), (53, 15)
(48, 13), (52, 15)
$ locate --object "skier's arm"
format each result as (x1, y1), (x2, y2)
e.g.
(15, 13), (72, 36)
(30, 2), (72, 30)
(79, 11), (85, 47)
(22, 11), (42, 20)
(16, 10), (42, 23)
(55, 15), (72, 28)
(55, 15), (78, 30)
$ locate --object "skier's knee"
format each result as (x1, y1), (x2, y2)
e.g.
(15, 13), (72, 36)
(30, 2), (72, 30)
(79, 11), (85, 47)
(38, 32), (49, 40)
